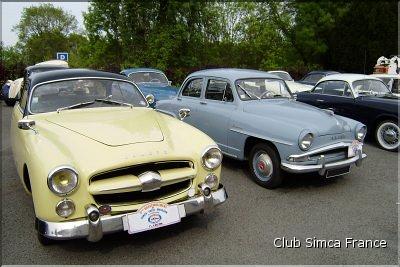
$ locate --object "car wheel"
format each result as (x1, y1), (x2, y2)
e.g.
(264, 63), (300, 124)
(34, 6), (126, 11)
(37, 233), (56, 246)
(375, 120), (399, 151)
(249, 143), (282, 189)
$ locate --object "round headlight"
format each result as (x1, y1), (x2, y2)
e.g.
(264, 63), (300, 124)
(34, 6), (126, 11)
(48, 167), (78, 195)
(355, 125), (367, 141)
(205, 173), (218, 189)
(299, 133), (314, 151)
(202, 147), (222, 170)
(55, 198), (75, 218)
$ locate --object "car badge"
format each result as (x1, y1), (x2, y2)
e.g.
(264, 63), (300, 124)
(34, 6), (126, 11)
(138, 171), (162, 192)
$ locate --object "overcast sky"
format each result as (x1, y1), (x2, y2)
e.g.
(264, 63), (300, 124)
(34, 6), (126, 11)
(1, 1), (89, 46)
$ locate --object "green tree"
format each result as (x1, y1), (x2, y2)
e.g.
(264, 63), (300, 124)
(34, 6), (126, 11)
(13, 3), (81, 64)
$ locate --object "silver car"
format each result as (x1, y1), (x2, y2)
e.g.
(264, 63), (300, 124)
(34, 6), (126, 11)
(156, 69), (367, 189)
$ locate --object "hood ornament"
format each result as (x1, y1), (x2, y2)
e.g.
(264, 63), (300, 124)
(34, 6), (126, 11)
(138, 171), (162, 192)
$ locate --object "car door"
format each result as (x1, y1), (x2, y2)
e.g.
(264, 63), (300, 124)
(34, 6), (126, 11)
(195, 78), (236, 153)
(173, 77), (204, 126)
(10, 79), (29, 178)
(297, 81), (328, 108)
(314, 80), (356, 118)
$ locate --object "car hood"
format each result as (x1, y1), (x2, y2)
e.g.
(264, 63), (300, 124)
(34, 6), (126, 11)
(137, 84), (179, 100)
(45, 108), (164, 146)
(242, 99), (352, 136)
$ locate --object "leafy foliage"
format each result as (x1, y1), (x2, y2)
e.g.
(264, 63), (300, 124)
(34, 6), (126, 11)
(1, 1), (397, 85)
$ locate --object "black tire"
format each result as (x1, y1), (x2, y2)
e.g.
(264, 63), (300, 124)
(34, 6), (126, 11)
(248, 143), (282, 189)
(375, 120), (399, 151)
(37, 233), (56, 246)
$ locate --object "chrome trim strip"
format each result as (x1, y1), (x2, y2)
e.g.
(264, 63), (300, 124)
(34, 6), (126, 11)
(27, 77), (149, 115)
(288, 141), (354, 159)
(36, 185), (227, 241)
(281, 153), (367, 173)
(229, 128), (293, 146)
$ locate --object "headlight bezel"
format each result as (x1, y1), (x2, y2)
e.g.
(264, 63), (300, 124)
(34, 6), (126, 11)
(55, 198), (75, 218)
(47, 166), (79, 196)
(298, 131), (314, 151)
(355, 124), (367, 141)
(201, 146), (223, 170)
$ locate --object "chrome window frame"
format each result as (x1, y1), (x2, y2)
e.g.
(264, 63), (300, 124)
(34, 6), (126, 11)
(27, 77), (149, 115)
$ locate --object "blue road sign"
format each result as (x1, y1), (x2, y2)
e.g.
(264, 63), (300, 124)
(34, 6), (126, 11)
(56, 52), (69, 61)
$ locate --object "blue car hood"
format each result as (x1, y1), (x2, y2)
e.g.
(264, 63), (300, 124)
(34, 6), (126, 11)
(137, 84), (179, 101)
(242, 99), (353, 136)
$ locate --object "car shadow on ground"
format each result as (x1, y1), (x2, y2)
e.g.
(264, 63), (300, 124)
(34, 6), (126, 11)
(221, 156), (340, 190)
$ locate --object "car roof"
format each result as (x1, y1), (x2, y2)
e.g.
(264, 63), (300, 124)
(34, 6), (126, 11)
(268, 70), (289, 74)
(370, 73), (400, 78)
(318, 73), (382, 83)
(29, 68), (129, 89)
(25, 64), (68, 72)
(120, 68), (164, 76)
(187, 68), (279, 81)
(307, 70), (339, 75)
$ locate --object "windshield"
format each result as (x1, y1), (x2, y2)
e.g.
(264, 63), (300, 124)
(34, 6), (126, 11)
(271, 72), (293, 81)
(30, 78), (147, 113)
(128, 72), (168, 85)
(235, 78), (292, 100)
(352, 79), (391, 96)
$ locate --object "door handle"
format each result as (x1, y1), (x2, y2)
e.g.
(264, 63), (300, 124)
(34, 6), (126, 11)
(316, 99), (325, 102)
(200, 101), (207, 105)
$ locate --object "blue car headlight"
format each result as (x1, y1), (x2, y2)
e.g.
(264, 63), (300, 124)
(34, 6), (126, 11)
(299, 131), (314, 151)
(355, 124), (367, 141)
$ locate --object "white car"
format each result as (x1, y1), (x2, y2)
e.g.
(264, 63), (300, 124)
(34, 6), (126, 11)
(370, 74), (399, 97)
(268, 70), (313, 93)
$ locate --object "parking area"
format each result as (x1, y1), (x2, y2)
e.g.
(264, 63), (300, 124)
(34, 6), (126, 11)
(1, 102), (398, 265)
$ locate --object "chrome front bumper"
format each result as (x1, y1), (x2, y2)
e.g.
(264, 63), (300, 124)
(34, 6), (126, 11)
(281, 150), (367, 175)
(36, 185), (227, 242)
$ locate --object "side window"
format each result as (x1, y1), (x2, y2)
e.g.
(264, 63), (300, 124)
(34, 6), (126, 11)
(323, 81), (346, 96)
(343, 83), (353, 97)
(181, 78), (202, 98)
(205, 79), (234, 102)
(19, 81), (28, 111)
(313, 82), (325, 93)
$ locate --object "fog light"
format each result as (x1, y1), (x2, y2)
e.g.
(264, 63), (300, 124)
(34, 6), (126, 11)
(200, 183), (211, 197)
(205, 173), (218, 189)
(55, 199), (75, 218)
(89, 210), (100, 222)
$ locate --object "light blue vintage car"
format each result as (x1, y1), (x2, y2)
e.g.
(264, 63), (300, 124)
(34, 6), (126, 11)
(156, 69), (367, 188)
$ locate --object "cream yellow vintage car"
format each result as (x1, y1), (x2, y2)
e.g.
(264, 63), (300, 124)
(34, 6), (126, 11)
(10, 69), (227, 244)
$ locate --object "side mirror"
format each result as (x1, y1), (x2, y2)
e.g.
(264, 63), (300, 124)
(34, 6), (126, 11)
(168, 80), (172, 86)
(178, 108), (190, 121)
(146, 94), (155, 105)
(18, 119), (37, 134)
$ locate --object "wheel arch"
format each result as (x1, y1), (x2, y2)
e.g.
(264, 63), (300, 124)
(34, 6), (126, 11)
(22, 164), (32, 193)
(243, 136), (281, 161)
(371, 114), (399, 132)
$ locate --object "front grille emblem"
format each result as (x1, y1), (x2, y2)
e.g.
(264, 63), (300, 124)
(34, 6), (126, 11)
(138, 171), (162, 192)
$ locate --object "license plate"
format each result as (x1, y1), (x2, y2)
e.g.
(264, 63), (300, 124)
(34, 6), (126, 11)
(124, 202), (181, 234)
(348, 140), (362, 157)
(326, 166), (351, 178)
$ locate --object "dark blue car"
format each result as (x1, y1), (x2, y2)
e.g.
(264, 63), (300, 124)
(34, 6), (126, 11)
(120, 68), (179, 101)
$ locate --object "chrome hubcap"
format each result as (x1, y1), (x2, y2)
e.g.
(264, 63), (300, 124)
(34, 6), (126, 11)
(378, 122), (399, 150)
(253, 152), (273, 181)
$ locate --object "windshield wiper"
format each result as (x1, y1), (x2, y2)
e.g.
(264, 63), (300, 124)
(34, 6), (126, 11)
(56, 101), (95, 113)
(237, 84), (260, 100)
(95, 98), (133, 108)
